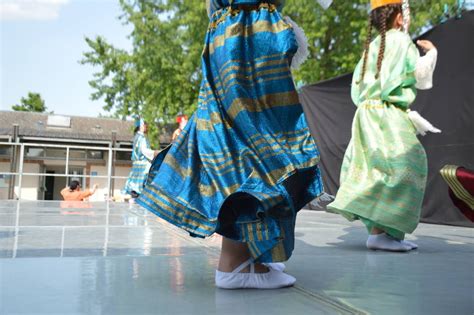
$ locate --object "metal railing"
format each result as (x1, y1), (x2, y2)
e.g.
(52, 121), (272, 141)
(0, 142), (133, 200)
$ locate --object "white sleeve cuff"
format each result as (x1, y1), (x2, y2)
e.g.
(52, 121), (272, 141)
(140, 141), (154, 161)
(415, 48), (438, 90)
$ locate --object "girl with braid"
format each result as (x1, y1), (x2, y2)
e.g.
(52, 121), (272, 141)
(328, 0), (440, 252)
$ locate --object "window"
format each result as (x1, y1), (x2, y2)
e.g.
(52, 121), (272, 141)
(46, 148), (66, 158)
(116, 151), (132, 161)
(0, 145), (11, 156)
(87, 150), (103, 160)
(26, 148), (45, 158)
(70, 149), (86, 159)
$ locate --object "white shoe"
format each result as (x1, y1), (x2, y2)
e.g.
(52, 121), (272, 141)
(215, 259), (296, 289)
(366, 233), (411, 252)
(263, 262), (286, 272)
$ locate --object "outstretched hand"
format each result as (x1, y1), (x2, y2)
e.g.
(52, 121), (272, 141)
(417, 40), (436, 53)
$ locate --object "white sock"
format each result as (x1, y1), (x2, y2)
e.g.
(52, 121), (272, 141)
(402, 239), (418, 250)
(366, 233), (411, 252)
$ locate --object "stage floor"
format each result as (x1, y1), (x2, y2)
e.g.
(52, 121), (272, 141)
(0, 201), (472, 314)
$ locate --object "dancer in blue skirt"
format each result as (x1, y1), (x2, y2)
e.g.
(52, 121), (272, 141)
(123, 118), (156, 200)
(138, 0), (331, 289)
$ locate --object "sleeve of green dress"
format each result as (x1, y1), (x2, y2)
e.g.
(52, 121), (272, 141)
(380, 32), (419, 109)
(350, 59), (363, 106)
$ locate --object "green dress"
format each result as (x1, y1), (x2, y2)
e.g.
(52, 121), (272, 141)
(327, 29), (426, 239)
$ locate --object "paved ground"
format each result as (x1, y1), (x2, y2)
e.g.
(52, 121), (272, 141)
(0, 201), (472, 315)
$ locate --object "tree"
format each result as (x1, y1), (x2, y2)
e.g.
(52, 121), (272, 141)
(81, 0), (207, 144)
(283, 0), (457, 85)
(11, 92), (47, 112)
(82, 0), (457, 145)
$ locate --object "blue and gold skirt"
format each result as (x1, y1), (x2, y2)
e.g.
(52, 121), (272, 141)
(137, 2), (323, 262)
(123, 160), (151, 195)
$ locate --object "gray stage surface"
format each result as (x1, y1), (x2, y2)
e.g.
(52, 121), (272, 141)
(0, 201), (472, 315)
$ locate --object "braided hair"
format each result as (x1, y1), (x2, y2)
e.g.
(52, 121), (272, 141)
(357, 4), (402, 84)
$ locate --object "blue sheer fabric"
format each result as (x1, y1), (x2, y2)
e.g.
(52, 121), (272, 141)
(137, 1), (323, 262)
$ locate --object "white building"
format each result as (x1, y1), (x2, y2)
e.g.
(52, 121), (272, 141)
(0, 111), (172, 201)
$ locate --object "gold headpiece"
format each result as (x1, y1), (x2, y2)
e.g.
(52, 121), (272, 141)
(370, 0), (402, 10)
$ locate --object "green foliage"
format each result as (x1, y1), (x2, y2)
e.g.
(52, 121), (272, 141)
(82, 0), (456, 144)
(11, 92), (47, 113)
(283, 0), (456, 85)
(81, 0), (208, 145)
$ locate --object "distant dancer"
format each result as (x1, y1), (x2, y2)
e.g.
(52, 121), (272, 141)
(123, 118), (157, 200)
(61, 180), (98, 201)
(171, 114), (188, 142)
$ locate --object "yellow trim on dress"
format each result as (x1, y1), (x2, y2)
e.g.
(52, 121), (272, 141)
(440, 165), (474, 210)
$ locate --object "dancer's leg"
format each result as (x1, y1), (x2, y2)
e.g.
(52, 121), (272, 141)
(370, 227), (384, 235)
(218, 237), (267, 273)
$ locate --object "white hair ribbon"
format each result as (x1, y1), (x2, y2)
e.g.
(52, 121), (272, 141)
(402, 0), (410, 33)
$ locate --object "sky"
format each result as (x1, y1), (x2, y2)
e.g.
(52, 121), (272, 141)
(1, 0), (132, 117)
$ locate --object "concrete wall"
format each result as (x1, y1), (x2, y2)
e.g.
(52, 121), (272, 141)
(87, 165), (130, 201)
(17, 163), (41, 200)
(0, 162), (41, 200)
(0, 162), (11, 199)
(113, 165), (130, 198)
